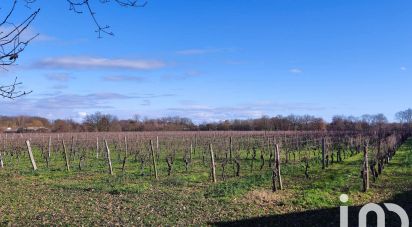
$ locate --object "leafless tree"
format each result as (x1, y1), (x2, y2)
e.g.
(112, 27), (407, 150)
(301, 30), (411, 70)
(0, 1), (39, 98)
(0, 0), (146, 99)
(63, 0), (147, 38)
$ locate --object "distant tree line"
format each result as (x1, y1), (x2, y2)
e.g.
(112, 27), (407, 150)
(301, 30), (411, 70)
(395, 109), (412, 125)
(198, 115), (326, 131)
(0, 109), (410, 133)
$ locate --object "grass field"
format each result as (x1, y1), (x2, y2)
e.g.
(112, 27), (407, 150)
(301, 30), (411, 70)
(0, 138), (411, 226)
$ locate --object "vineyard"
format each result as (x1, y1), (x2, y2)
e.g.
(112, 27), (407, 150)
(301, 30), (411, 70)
(2, 0), (412, 226)
(0, 130), (411, 225)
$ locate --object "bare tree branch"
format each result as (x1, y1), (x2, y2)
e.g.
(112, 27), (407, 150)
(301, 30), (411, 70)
(0, 0), (146, 99)
(0, 0), (38, 98)
(26, 0), (148, 38)
(0, 77), (32, 99)
(1, 1), (40, 66)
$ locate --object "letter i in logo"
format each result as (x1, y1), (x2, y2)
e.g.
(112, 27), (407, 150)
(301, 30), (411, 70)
(340, 194), (349, 227)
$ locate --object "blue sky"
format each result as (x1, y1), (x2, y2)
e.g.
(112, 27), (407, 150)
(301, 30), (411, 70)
(1, 0), (411, 123)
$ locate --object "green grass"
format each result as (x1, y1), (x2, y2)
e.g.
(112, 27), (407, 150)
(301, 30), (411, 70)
(289, 139), (412, 208)
(0, 139), (411, 225)
(205, 173), (269, 199)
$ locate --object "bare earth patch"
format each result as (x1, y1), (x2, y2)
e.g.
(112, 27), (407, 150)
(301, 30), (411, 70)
(240, 189), (305, 214)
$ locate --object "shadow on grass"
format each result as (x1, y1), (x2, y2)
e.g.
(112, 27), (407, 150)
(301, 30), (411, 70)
(211, 190), (412, 227)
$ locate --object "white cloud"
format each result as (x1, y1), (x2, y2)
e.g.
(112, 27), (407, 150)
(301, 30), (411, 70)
(24, 29), (55, 42)
(289, 68), (303, 74)
(167, 101), (324, 123)
(0, 92), (177, 119)
(35, 56), (166, 70)
(400, 66), (407, 71)
(103, 75), (145, 82)
(78, 112), (88, 117)
(0, 26), (55, 42)
(45, 73), (73, 82)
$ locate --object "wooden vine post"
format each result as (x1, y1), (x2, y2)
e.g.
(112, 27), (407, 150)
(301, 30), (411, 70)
(150, 140), (158, 179)
(26, 140), (38, 171)
(275, 143), (283, 190)
(272, 146), (277, 192)
(194, 135), (197, 155)
(190, 141), (193, 160)
(362, 144), (369, 192)
(48, 136), (52, 160)
(122, 136), (128, 173)
(70, 136), (75, 159)
(0, 136), (4, 168)
(0, 150), (4, 168)
(210, 143), (217, 183)
(104, 139), (114, 175)
(96, 137), (99, 159)
(156, 136), (160, 160)
(62, 140), (70, 171)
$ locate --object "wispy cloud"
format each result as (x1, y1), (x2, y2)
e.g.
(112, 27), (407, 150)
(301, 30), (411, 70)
(0, 92), (133, 121)
(176, 48), (232, 56)
(32, 92), (133, 110)
(45, 73), (74, 82)
(167, 105), (263, 123)
(0, 26), (55, 42)
(167, 101), (325, 123)
(103, 75), (145, 82)
(400, 66), (407, 71)
(0, 92), (176, 116)
(289, 68), (303, 74)
(34, 56), (166, 70)
(27, 31), (55, 42)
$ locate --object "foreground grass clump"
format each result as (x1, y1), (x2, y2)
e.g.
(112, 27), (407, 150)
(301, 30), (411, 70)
(0, 139), (411, 226)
